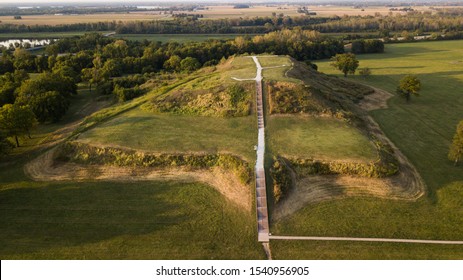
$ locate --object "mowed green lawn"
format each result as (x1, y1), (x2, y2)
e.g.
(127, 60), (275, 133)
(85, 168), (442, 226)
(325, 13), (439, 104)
(267, 115), (376, 162)
(0, 163), (263, 259)
(271, 240), (463, 260)
(271, 40), (463, 259)
(78, 108), (257, 162)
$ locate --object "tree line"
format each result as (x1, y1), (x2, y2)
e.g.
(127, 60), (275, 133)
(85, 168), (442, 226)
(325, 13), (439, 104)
(1, 11), (462, 35)
(310, 11), (463, 34)
(0, 15), (331, 34)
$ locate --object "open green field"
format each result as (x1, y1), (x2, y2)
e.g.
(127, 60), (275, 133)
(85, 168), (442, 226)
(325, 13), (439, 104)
(227, 56), (258, 79)
(317, 40), (463, 196)
(271, 240), (463, 260)
(267, 115), (376, 162)
(0, 161), (263, 259)
(259, 56), (299, 83)
(271, 40), (463, 258)
(78, 108), (256, 162)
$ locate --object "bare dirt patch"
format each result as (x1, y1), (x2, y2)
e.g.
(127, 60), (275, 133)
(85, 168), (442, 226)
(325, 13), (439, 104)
(24, 148), (252, 210)
(359, 86), (393, 111)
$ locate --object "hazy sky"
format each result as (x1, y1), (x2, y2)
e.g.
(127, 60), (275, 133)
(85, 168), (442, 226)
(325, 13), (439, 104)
(0, 0), (447, 4)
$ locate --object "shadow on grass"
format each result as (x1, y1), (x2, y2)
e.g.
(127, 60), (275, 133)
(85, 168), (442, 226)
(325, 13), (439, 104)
(0, 181), (184, 258)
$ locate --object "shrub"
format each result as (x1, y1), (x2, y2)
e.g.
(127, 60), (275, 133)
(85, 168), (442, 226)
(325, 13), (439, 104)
(287, 138), (399, 179)
(358, 67), (372, 78)
(57, 142), (252, 185)
(113, 85), (145, 102)
(270, 156), (293, 203)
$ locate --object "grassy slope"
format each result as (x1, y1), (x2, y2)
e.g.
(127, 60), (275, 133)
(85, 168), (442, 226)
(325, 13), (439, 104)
(77, 56), (258, 162)
(271, 40), (463, 259)
(78, 108), (256, 162)
(262, 56), (377, 162)
(267, 115), (376, 162)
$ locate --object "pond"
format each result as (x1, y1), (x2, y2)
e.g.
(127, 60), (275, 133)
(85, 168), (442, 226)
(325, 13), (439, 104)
(0, 39), (55, 48)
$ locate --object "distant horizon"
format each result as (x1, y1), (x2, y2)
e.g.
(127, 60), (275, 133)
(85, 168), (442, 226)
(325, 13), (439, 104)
(0, 0), (458, 5)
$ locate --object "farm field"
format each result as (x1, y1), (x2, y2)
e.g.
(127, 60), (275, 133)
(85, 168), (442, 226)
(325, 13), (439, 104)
(0, 13), (168, 25)
(2, 4), (458, 27)
(270, 40), (463, 259)
(304, 5), (456, 16)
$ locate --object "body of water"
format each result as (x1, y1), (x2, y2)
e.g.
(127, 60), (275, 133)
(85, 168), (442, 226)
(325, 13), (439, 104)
(137, 6), (161, 10)
(0, 39), (54, 48)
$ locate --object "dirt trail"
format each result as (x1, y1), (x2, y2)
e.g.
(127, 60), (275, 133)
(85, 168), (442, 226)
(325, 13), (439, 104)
(25, 147), (252, 210)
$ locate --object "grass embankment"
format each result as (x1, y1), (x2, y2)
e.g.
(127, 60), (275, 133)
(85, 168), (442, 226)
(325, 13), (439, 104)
(267, 115), (376, 162)
(261, 56), (376, 163)
(78, 56), (258, 162)
(77, 108), (256, 162)
(271, 40), (463, 259)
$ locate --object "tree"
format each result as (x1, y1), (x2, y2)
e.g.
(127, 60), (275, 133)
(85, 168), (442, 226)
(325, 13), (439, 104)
(13, 48), (35, 71)
(0, 70), (29, 106)
(180, 57), (201, 72)
(24, 91), (69, 123)
(0, 104), (37, 147)
(81, 54), (106, 91)
(448, 120), (463, 166)
(163, 55), (182, 72)
(396, 75), (421, 102)
(358, 67), (371, 79)
(0, 130), (13, 155)
(330, 53), (359, 77)
(17, 72), (77, 99)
